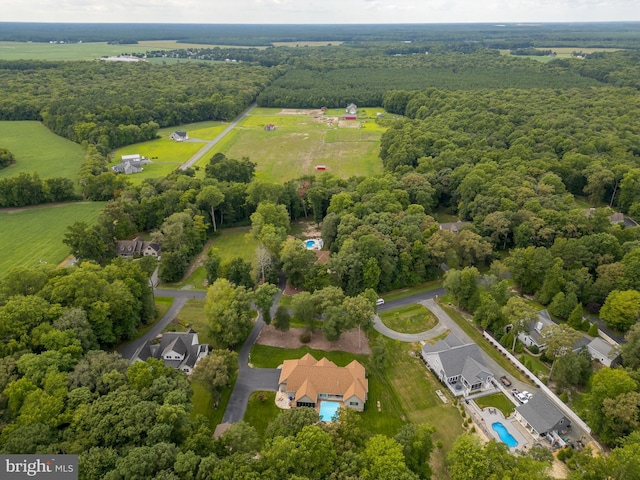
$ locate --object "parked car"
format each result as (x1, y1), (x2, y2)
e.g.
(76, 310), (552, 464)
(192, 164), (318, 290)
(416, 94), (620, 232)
(376, 298), (385, 306)
(511, 389), (532, 404)
(499, 376), (512, 387)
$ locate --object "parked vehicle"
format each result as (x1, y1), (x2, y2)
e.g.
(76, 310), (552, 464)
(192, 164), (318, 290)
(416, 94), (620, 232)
(500, 375), (512, 387)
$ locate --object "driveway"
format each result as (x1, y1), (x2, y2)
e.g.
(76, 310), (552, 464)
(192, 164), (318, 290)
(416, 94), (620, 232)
(179, 103), (256, 171)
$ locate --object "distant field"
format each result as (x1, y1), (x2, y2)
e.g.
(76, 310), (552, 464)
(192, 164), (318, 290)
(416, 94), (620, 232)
(500, 46), (622, 63)
(110, 120), (227, 184)
(0, 40), (238, 61)
(0, 202), (105, 276)
(200, 108), (385, 182)
(271, 41), (343, 47)
(0, 121), (85, 180)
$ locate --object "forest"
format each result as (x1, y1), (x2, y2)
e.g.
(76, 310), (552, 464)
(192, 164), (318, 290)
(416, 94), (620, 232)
(2, 22), (640, 480)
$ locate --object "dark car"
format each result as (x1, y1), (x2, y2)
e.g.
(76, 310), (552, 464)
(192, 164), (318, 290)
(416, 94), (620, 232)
(500, 376), (512, 387)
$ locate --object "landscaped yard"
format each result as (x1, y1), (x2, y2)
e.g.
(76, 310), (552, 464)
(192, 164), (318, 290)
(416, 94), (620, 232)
(0, 121), (85, 180)
(519, 353), (551, 377)
(379, 304), (438, 334)
(243, 391), (280, 436)
(197, 108), (385, 183)
(474, 392), (516, 417)
(0, 202), (105, 276)
(169, 298), (213, 342)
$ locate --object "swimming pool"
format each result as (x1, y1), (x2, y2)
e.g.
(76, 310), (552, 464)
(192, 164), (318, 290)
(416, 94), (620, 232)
(319, 401), (341, 422)
(492, 422), (518, 447)
(305, 240), (316, 248)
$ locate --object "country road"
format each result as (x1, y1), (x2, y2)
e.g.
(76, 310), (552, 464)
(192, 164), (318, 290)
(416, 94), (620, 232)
(179, 103), (256, 171)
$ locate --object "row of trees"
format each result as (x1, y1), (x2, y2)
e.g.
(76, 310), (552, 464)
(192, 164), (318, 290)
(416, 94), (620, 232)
(0, 172), (77, 207)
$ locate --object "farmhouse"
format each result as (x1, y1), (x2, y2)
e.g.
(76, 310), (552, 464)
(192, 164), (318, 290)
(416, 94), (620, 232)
(112, 154), (148, 175)
(278, 353), (368, 411)
(133, 329), (209, 374)
(346, 103), (358, 115)
(170, 131), (189, 141)
(116, 236), (161, 258)
(421, 333), (494, 397)
(264, 124), (276, 131)
(515, 394), (570, 446)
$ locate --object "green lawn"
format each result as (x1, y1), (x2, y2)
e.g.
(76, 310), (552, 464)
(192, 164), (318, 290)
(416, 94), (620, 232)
(155, 296), (174, 319)
(0, 202), (105, 277)
(380, 279), (443, 303)
(209, 227), (260, 264)
(190, 377), (235, 427)
(171, 298), (214, 344)
(197, 109), (385, 183)
(243, 391), (281, 437)
(249, 344), (365, 369)
(0, 121), (85, 180)
(520, 353), (551, 377)
(474, 393), (516, 417)
(379, 304), (438, 334)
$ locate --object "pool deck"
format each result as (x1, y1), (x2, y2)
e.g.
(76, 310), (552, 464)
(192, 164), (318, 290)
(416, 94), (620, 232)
(468, 402), (530, 451)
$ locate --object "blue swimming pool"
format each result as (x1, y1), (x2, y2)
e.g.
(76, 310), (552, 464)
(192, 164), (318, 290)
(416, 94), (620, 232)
(492, 422), (518, 447)
(319, 401), (341, 422)
(305, 240), (316, 248)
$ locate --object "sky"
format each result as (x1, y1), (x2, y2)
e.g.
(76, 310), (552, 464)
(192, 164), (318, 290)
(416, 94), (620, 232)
(4, 0), (640, 24)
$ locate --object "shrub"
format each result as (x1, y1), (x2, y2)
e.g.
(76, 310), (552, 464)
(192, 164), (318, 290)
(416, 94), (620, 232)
(581, 319), (591, 332)
(529, 345), (539, 354)
(514, 342), (524, 354)
(470, 426), (476, 433)
(299, 332), (311, 343)
(588, 322), (599, 337)
(436, 440), (443, 449)
(559, 391), (568, 403)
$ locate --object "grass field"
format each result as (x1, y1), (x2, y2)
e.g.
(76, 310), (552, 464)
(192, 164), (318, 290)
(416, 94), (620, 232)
(379, 304), (438, 334)
(380, 278), (443, 303)
(474, 392), (516, 417)
(500, 46), (622, 63)
(0, 202), (105, 277)
(243, 391), (280, 437)
(198, 108), (385, 183)
(0, 40), (244, 61)
(190, 377), (235, 428)
(0, 121), (85, 180)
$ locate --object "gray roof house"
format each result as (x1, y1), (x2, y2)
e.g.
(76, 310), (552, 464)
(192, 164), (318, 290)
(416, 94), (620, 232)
(112, 154), (149, 175)
(518, 310), (591, 353)
(134, 329), (209, 374)
(170, 131), (189, 142)
(587, 337), (620, 367)
(345, 103), (358, 115)
(116, 236), (161, 258)
(438, 221), (470, 234)
(515, 394), (570, 445)
(421, 333), (494, 397)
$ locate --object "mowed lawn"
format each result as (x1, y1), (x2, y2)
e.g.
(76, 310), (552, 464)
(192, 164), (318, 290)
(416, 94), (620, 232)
(200, 108), (385, 182)
(110, 120), (228, 184)
(379, 304), (438, 334)
(0, 202), (105, 276)
(0, 121), (85, 180)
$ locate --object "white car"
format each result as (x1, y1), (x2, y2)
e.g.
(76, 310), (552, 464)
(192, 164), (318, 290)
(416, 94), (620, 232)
(376, 298), (385, 306)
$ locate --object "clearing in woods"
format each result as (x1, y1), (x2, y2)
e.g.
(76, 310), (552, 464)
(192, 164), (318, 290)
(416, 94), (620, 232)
(197, 107), (387, 183)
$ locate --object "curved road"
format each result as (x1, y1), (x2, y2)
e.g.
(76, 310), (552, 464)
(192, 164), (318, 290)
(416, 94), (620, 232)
(179, 103), (256, 171)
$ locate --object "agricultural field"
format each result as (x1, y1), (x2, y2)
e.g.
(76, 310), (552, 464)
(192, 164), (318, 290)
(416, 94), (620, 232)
(0, 121), (85, 180)
(200, 107), (386, 183)
(110, 120), (227, 183)
(0, 202), (105, 276)
(500, 46), (623, 63)
(0, 40), (236, 61)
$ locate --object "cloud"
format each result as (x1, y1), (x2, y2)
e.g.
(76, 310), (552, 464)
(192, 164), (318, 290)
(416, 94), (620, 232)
(4, 0), (640, 23)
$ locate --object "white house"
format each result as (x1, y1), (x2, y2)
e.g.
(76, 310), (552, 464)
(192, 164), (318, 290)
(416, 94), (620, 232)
(133, 329), (208, 374)
(170, 131), (189, 142)
(515, 394), (570, 446)
(421, 333), (494, 397)
(587, 337), (620, 367)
